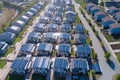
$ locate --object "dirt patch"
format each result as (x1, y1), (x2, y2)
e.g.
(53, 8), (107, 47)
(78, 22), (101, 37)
(111, 44), (120, 50)
(0, 8), (16, 27)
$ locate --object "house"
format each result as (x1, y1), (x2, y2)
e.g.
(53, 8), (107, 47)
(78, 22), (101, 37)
(105, 2), (120, 8)
(33, 4), (41, 11)
(10, 57), (31, 75)
(27, 32), (41, 43)
(74, 45), (91, 58)
(63, 17), (73, 24)
(94, 11), (106, 21)
(32, 57), (51, 75)
(65, 11), (76, 22)
(66, 6), (73, 12)
(56, 44), (71, 57)
(89, 6), (100, 16)
(44, 11), (53, 17)
(86, 0), (98, 5)
(53, 57), (68, 77)
(59, 33), (71, 43)
(86, 3), (96, 11)
(19, 15), (30, 24)
(26, 11), (34, 17)
(24, 12), (33, 19)
(43, 32), (58, 43)
(39, 16), (50, 24)
(70, 59), (89, 76)
(101, 16), (116, 28)
(0, 32), (16, 44)
(36, 43), (53, 56)
(47, 24), (58, 32)
(73, 24), (85, 34)
(6, 26), (21, 35)
(114, 11), (120, 22)
(34, 23), (46, 33)
(51, 17), (61, 24)
(109, 23), (120, 35)
(60, 24), (71, 33)
(56, 7), (64, 12)
(29, 8), (38, 15)
(19, 43), (36, 56)
(48, 5), (57, 12)
(0, 42), (9, 54)
(55, 12), (63, 18)
(37, 2), (45, 8)
(108, 6), (119, 15)
(12, 20), (25, 29)
(74, 34), (86, 45)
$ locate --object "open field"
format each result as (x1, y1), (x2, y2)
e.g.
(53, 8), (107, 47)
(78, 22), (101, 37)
(0, 8), (16, 32)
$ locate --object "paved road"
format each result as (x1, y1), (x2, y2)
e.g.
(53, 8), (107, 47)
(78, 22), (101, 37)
(0, 3), (50, 80)
(73, 1), (120, 80)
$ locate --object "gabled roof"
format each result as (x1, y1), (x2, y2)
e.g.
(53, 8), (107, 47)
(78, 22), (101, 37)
(94, 11), (106, 16)
(109, 6), (118, 11)
(71, 59), (88, 69)
(33, 57), (50, 69)
(54, 57), (68, 69)
(74, 34), (86, 40)
(110, 23), (120, 29)
(28, 32), (41, 38)
(87, 3), (96, 7)
(0, 42), (8, 50)
(101, 16), (116, 22)
(0, 32), (15, 40)
(47, 24), (58, 29)
(20, 44), (35, 52)
(90, 6), (100, 11)
(11, 57), (30, 71)
(35, 23), (45, 28)
(57, 44), (71, 52)
(60, 33), (71, 39)
(37, 43), (53, 51)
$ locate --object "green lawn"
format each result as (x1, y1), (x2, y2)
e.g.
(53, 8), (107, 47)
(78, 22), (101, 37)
(113, 74), (120, 80)
(5, 47), (14, 57)
(13, 37), (21, 45)
(0, 60), (6, 68)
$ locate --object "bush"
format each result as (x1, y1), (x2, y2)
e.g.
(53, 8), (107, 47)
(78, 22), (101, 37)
(105, 52), (111, 60)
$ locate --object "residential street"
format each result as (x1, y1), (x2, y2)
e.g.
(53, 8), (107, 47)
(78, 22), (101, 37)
(73, 1), (120, 80)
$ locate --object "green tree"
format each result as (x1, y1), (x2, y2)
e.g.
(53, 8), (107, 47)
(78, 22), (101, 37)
(100, 0), (104, 7)
(105, 52), (111, 60)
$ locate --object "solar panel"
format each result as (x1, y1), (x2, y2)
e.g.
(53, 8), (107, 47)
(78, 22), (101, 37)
(92, 62), (101, 73)
(72, 59), (88, 69)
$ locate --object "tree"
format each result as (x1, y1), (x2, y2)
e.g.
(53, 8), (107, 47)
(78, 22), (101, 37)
(105, 52), (111, 60)
(100, 0), (104, 7)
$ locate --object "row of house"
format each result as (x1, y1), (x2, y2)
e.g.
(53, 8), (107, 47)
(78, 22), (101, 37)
(87, 3), (120, 35)
(10, 57), (91, 78)
(38, 0), (76, 25)
(19, 42), (91, 57)
(0, 2), (46, 55)
(11, 57), (101, 79)
(34, 23), (85, 34)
